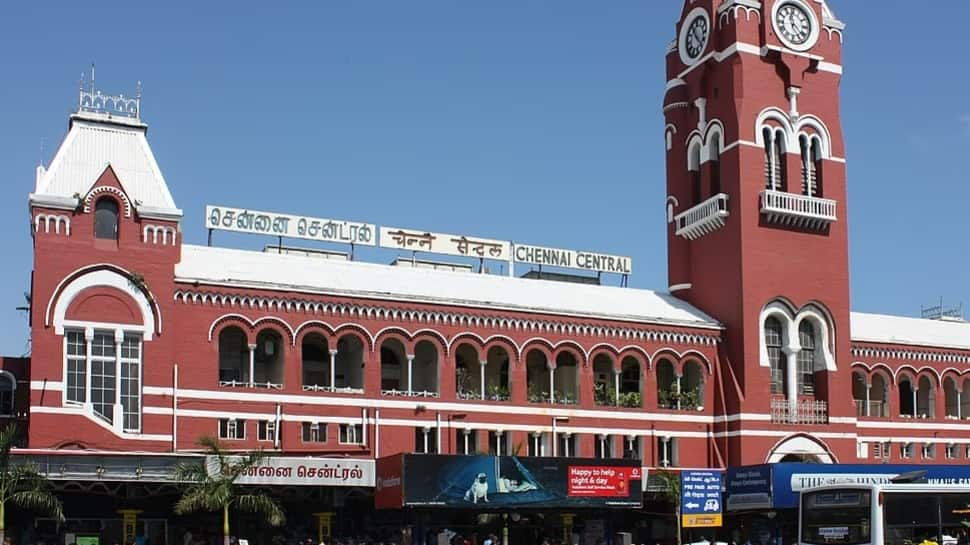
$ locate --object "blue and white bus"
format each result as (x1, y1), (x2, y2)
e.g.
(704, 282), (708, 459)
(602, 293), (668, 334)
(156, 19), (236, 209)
(799, 483), (970, 545)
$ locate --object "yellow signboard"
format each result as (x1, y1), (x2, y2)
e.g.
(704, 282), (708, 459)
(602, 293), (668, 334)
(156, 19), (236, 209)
(682, 514), (722, 528)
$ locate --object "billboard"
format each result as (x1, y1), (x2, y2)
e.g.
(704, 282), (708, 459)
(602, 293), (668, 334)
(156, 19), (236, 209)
(724, 463), (970, 511)
(375, 454), (642, 509)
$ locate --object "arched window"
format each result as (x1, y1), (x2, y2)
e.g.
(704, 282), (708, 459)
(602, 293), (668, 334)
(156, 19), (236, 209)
(811, 137), (823, 197)
(763, 127), (773, 189)
(94, 197), (119, 240)
(798, 321), (816, 395)
(773, 130), (787, 191)
(710, 133), (721, 196)
(765, 317), (785, 395)
(763, 128), (787, 191)
(0, 373), (14, 416)
(688, 141), (702, 205)
(800, 135), (822, 197)
(218, 327), (248, 384)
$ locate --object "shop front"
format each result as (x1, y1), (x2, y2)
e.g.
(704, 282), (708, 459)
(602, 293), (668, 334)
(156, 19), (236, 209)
(375, 454), (644, 545)
(724, 463), (970, 545)
(14, 453), (376, 545)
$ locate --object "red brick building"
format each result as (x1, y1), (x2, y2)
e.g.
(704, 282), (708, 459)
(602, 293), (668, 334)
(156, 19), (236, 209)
(13, 0), (970, 540)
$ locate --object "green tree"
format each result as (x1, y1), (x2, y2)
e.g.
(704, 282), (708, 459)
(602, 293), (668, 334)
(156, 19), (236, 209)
(174, 436), (285, 545)
(654, 470), (683, 545)
(0, 423), (64, 543)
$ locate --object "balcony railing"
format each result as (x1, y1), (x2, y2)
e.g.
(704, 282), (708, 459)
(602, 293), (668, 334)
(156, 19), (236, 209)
(854, 399), (888, 418)
(218, 380), (283, 390)
(674, 193), (729, 240)
(770, 398), (829, 424)
(302, 384), (365, 394)
(381, 389), (440, 398)
(760, 189), (837, 230)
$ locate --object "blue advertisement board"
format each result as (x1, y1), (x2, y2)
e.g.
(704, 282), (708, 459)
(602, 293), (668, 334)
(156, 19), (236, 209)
(725, 465), (771, 511)
(724, 463), (970, 511)
(682, 470), (723, 528)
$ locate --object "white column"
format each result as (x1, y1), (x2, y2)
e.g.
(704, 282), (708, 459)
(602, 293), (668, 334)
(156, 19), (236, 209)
(661, 436), (670, 466)
(958, 390), (963, 420)
(865, 383), (871, 417)
(113, 329), (124, 433)
(84, 327), (94, 412)
(329, 349), (338, 391)
(564, 433), (571, 457)
(912, 387), (917, 417)
(479, 360), (487, 401)
(496, 431), (503, 455)
(675, 374), (682, 410)
(552, 419), (558, 457)
(787, 86), (801, 119)
(598, 435), (606, 457)
(784, 347), (798, 421)
(548, 365), (556, 403)
(248, 343), (257, 386)
(422, 427), (430, 453)
(463, 429), (470, 455)
(435, 413), (442, 453)
(614, 370), (620, 407)
(406, 354), (415, 395)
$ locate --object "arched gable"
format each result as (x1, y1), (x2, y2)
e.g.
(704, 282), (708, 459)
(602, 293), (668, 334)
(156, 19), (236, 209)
(765, 433), (837, 464)
(48, 265), (159, 340)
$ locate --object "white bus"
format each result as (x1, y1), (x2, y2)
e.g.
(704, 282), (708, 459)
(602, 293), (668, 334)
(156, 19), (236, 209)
(799, 483), (970, 545)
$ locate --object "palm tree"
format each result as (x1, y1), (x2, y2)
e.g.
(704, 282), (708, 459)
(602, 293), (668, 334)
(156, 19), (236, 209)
(174, 436), (285, 545)
(654, 470), (683, 545)
(0, 423), (64, 543)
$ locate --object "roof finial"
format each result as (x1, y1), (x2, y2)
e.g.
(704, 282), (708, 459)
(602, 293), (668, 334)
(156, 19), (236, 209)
(90, 63), (96, 94)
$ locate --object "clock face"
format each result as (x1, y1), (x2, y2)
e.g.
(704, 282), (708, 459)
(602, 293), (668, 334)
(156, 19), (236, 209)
(685, 16), (708, 59)
(775, 3), (812, 46)
(678, 8), (711, 66)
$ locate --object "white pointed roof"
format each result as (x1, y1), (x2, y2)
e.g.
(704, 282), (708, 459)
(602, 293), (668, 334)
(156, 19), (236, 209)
(31, 111), (181, 218)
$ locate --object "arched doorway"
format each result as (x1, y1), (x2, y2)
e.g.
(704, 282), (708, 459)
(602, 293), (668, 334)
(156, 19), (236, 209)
(766, 434), (836, 464)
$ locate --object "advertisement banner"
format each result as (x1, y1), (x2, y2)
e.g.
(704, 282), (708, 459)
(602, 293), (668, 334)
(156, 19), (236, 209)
(206, 456), (374, 487)
(567, 465), (640, 497)
(725, 465), (772, 511)
(681, 470), (723, 528)
(378, 454), (642, 509)
(725, 463), (970, 511)
(375, 454), (405, 510)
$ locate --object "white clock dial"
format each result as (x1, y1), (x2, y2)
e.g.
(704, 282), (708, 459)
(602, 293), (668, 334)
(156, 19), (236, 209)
(685, 16), (708, 59)
(678, 8), (711, 66)
(774, 2), (815, 48)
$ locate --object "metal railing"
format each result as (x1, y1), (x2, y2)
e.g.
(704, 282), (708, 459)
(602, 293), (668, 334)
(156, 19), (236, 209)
(302, 384), (365, 394)
(674, 193), (730, 240)
(380, 389), (440, 398)
(218, 380), (283, 390)
(771, 397), (829, 424)
(760, 189), (837, 230)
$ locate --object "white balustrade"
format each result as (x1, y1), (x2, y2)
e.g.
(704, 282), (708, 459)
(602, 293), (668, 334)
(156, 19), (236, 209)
(760, 190), (837, 230)
(674, 193), (730, 240)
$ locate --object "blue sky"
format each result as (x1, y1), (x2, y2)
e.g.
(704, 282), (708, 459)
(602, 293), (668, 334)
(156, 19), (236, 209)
(0, 1), (968, 355)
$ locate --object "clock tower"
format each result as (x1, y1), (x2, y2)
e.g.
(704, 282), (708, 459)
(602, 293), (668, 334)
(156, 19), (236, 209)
(662, 0), (854, 465)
